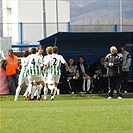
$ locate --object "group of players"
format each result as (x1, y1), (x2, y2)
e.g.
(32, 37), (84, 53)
(14, 46), (68, 101)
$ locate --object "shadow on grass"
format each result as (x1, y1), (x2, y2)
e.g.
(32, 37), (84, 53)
(87, 93), (133, 99)
(0, 93), (132, 101)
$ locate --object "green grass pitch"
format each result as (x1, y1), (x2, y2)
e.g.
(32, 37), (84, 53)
(0, 94), (133, 133)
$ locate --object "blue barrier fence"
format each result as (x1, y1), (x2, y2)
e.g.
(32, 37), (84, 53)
(0, 22), (133, 48)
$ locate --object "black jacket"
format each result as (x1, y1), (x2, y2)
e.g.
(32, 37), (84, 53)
(89, 63), (107, 77)
(77, 63), (90, 77)
(105, 53), (123, 77)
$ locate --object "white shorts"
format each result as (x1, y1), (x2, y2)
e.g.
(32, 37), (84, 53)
(40, 73), (44, 81)
(47, 75), (60, 84)
(28, 75), (40, 83)
(43, 74), (48, 83)
(18, 77), (29, 86)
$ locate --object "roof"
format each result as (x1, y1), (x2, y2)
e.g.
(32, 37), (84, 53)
(38, 32), (133, 46)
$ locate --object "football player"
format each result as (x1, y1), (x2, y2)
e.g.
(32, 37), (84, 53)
(44, 46), (68, 100)
(14, 50), (30, 101)
(25, 47), (43, 100)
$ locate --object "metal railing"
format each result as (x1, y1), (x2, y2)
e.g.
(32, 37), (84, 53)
(69, 24), (133, 32)
(0, 22), (132, 45)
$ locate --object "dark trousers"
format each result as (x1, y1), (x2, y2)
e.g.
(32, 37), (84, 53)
(78, 77), (84, 92)
(108, 76), (122, 97)
(121, 71), (129, 91)
(67, 78), (79, 93)
(93, 77), (108, 93)
(7, 74), (18, 95)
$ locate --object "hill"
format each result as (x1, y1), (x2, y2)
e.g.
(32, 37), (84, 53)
(70, 0), (132, 25)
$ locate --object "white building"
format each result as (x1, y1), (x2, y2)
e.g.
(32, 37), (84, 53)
(2, 0), (70, 44)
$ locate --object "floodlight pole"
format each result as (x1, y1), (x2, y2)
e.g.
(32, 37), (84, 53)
(120, 0), (123, 32)
(0, 1), (3, 36)
(56, 0), (59, 32)
(42, 0), (47, 38)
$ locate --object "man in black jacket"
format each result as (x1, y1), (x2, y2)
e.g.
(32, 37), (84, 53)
(77, 56), (91, 93)
(91, 56), (107, 93)
(105, 46), (123, 99)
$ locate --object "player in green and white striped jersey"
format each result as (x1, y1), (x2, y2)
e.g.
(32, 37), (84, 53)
(26, 49), (43, 76)
(19, 58), (29, 77)
(44, 46), (68, 100)
(33, 46), (45, 100)
(25, 47), (44, 100)
(23, 46), (45, 100)
(14, 50), (30, 101)
(43, 46), (53, 100)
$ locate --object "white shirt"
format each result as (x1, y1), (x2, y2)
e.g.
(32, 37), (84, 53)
(0, 50), (6, 67)
(0, 49), (6, 62)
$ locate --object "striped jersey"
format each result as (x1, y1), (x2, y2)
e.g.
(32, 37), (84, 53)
(36, 53), (44, 71)
(36, 53), (43, 62)
(19, 58), (29, 77)
(43, 54), (51, 77)
(25, 54), (43, 75)
(45, 53), (66, 75)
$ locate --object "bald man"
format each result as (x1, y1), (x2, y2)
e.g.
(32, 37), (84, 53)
(105, 46), (123, 99)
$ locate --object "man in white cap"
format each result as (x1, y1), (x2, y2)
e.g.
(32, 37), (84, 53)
(105, 46), (123, 99)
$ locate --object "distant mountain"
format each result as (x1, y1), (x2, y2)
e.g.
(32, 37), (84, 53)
(70, 0), (132, 24)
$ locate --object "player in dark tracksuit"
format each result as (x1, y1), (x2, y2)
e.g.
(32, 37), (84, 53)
(119, 44), (131, 93)
(105, 46), (123, 99)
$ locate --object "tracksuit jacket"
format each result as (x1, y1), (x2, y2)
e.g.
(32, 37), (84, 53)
(104, 53), (123, 77)
(120, 50), (131, 72)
